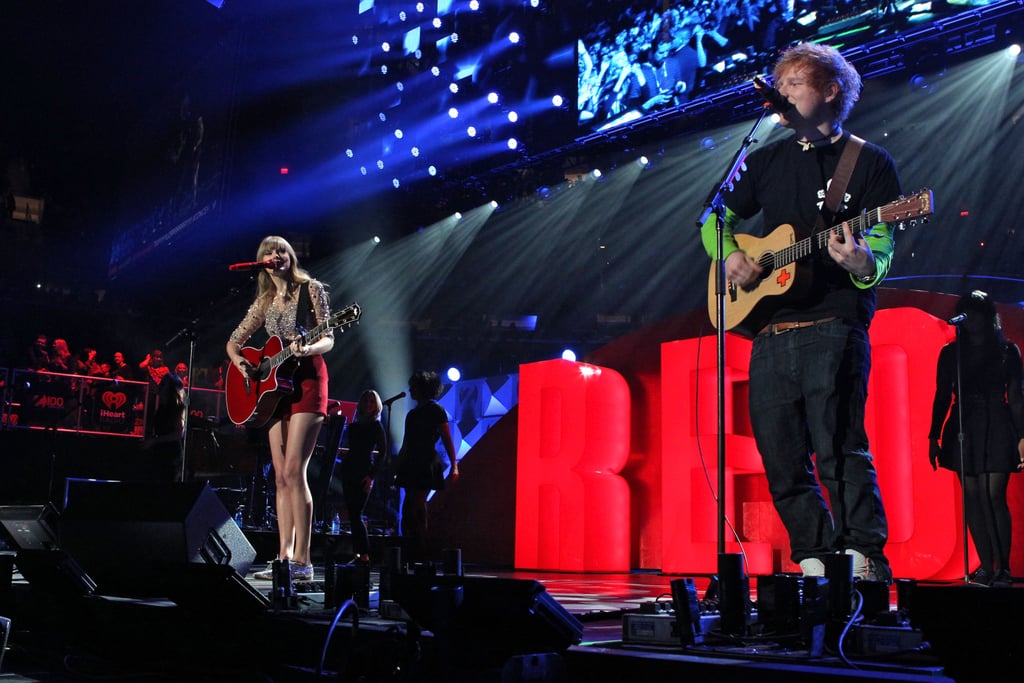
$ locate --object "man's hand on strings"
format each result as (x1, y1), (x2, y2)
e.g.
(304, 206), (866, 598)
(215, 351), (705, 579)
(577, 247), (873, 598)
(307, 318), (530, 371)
(724, 250), (763, 289)
(828, 221), (875, 279)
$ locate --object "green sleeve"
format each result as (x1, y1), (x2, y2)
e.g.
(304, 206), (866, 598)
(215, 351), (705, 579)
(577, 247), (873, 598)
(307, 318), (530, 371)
(700, 207), (742, 260)
(851, 221), (895, 289)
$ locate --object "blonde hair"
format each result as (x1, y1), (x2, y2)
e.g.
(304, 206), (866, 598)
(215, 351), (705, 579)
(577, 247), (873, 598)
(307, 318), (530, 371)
(358, 389), (383, 421)
(253, 236), (311, 312)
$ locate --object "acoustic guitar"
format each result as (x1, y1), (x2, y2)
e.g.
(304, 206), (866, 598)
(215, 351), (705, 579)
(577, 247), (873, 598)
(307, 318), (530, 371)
(225, 302), (361, 426)
(707, 190), (934, 336)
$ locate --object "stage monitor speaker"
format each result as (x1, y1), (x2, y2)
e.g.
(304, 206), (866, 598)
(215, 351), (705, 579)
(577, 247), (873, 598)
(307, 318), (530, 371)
(0, 504), (97, 598)
(58, 480), (257, 601)
(393, 574), (583, 661)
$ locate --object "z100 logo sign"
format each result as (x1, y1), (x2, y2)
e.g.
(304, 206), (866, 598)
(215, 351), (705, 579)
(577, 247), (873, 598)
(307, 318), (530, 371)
(34, 394), (66, 409)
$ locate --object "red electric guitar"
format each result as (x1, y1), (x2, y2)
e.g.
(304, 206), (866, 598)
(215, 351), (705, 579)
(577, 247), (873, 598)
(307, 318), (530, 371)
(225, 302), (361, 427)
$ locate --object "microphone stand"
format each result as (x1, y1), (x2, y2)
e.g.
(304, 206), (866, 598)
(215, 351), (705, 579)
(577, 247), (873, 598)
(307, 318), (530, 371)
(163, 282), (250, 483)
(695, 105), (773, 592)
(166, 320), (199, 483)
(953, 325), (970, 583)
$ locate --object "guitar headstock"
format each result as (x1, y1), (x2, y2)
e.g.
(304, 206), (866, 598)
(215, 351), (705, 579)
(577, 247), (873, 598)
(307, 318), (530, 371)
(329, 302), (362, 332)
(880, 189), (934, 229)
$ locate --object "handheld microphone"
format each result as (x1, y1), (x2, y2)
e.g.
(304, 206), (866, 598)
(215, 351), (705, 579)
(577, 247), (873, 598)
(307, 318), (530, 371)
(752, 76), (793, 114)
(947, 313), (968, 325)
(382, 391), (406, 407)
(228, 259), (279, 272)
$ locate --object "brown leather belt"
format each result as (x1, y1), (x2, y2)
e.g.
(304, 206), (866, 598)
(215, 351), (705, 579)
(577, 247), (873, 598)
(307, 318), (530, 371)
(758, 317), (838, 336)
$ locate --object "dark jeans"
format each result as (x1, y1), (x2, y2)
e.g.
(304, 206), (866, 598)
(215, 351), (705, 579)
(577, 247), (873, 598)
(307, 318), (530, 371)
(748, 318), (888, 564)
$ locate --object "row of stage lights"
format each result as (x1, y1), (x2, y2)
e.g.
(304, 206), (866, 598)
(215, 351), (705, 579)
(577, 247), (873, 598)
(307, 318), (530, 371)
(341, 0), (565, 191)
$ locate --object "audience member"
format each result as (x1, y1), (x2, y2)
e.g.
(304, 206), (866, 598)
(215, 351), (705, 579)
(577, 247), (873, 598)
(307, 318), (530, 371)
(27, 333), (51, 371)
(111, 351), (135, 381)
(49, 339), (73, 373)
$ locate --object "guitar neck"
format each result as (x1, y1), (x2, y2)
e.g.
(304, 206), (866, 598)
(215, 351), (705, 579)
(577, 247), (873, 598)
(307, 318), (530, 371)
(774, 208), (882, 268)
(268, 319), (332, 369)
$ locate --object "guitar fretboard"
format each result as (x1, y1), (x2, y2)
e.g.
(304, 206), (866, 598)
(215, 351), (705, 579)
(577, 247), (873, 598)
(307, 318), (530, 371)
(266, 304), (359, 370)
(759, 207), (882, 270)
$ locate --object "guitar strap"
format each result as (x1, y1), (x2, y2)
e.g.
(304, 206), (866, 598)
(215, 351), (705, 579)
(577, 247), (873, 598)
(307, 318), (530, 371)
(295, 281), (314, 336)
(815, 134), (864, 230)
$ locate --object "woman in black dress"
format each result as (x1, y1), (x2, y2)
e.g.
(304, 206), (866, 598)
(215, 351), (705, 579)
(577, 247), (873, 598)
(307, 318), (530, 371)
(395, 370), (458, 564)
(340, 389), (388, 564)
(929, 290), (1024, 587)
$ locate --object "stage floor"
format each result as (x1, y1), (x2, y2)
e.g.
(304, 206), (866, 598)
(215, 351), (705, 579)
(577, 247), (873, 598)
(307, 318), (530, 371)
(0, 552), (1014, 682)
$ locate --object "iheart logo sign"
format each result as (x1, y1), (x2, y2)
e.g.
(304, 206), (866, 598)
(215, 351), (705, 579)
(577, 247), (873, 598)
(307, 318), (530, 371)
(102, 391), (127, 410)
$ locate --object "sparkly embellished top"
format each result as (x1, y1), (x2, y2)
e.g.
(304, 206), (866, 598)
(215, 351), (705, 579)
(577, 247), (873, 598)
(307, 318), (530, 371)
(229, 279), (332, 346)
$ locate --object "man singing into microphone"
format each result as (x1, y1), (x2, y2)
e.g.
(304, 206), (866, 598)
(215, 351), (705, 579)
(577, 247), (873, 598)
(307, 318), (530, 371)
(700, 42), (903, 583)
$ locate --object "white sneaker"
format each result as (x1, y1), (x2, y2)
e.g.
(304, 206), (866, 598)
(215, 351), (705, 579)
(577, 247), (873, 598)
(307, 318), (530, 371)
(252, 560), (278, 581)
(845, 549), (868, 579)
(799, 558), (825, 577)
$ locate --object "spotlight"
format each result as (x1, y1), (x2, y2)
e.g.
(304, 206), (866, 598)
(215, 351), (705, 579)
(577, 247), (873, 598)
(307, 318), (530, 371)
(416, 2), (424, 12)
(431, 66), (441, 76)
(411, 147), (420, 157)
(467, 125), (477, 137)
(561, 349), (577, 362)
(509, 32), (520, 44)
(428, 165), (438, 176)
(507, 137), (518, 150)
(372, 236), (381, 244)
(382, 41), (391, 52)
(379, 112), (387, 122)
(638, 155), (650, 166)
(433, 17), (442, 29)
(449, 82), (459, 94)
(592, 169), (602, 178)
(490, 200), (498, 209)
(360, 166), (368, 175)
(351, 35), (359, 45)
(345, 149), (354, 158)
(394, 129), (404, 139)
(507, 111), (518, 123)
(449, 107), (459, 118)
(454, 212), (462, 220)
(530, 0), (540, 7)
(393, 178), (401, 188)
(446, 367), (462, 382)
(380, 64), (388, 75)
(551, 94), (563, 107)
(469, 0), (480, 9)
(1010, 44), (1022, 57)
(396, 82), (404, 91)
(487, 92), (499, 104)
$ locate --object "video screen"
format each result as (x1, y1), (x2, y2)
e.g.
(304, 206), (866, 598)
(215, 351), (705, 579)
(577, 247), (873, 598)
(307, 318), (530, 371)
(576, 0), (1001, 135)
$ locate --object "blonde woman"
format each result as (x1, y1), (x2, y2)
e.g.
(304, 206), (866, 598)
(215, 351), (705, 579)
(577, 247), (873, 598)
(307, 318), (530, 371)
(226, 235), (333, 582)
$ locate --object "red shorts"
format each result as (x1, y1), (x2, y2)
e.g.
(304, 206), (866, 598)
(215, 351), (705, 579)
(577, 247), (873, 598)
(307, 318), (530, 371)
(275, 354), (328, 419)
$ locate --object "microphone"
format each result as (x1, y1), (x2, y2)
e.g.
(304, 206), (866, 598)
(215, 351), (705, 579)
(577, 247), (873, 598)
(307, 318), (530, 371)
(947, 313), (968, 325)
(382, 391), (406, 407)
(228, 259), (278, 272)
(752, 76), (793, 114)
